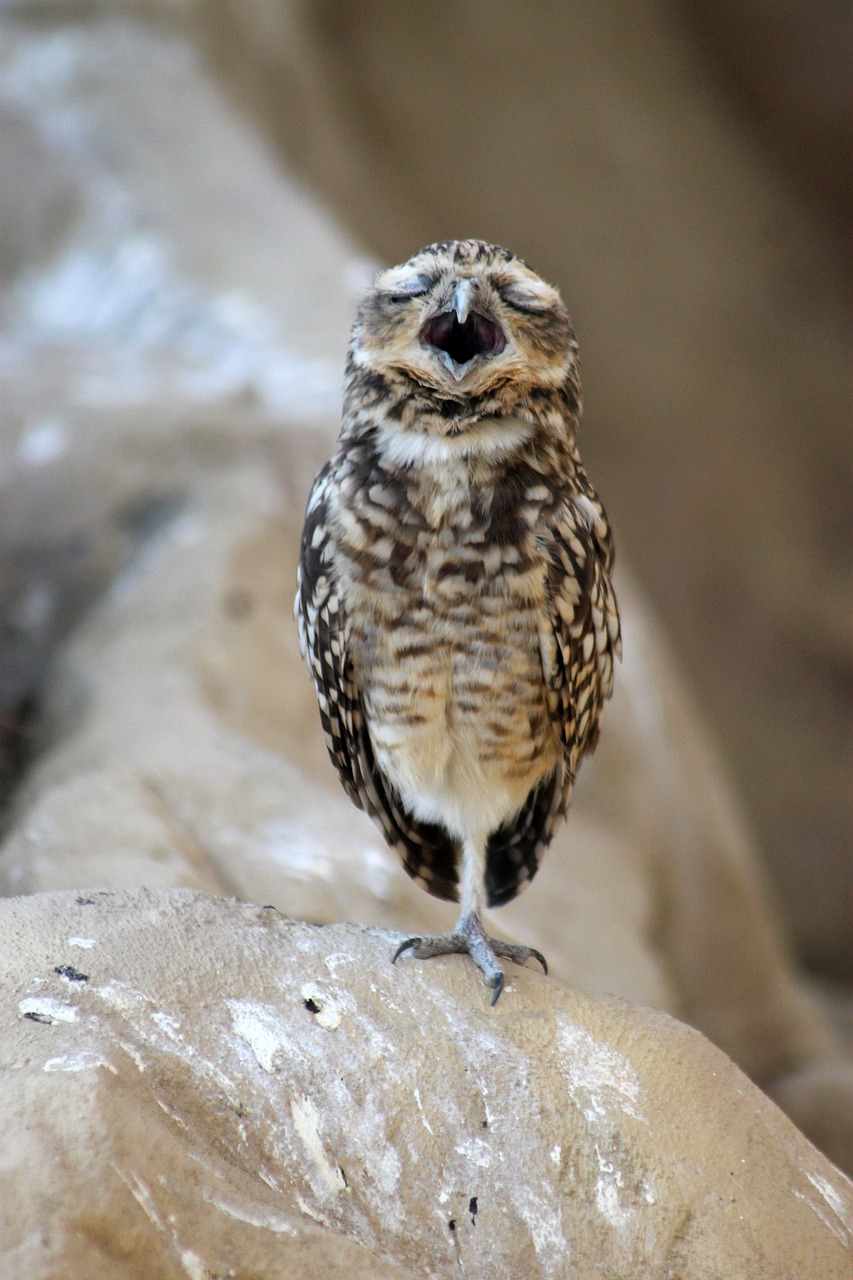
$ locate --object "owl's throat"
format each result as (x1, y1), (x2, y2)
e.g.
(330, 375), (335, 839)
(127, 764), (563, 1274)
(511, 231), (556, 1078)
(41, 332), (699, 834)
(423, 309), (505, 368)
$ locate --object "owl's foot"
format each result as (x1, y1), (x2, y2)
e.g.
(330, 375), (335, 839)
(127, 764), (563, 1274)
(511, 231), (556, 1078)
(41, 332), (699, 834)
(391, 911), (547, 1005)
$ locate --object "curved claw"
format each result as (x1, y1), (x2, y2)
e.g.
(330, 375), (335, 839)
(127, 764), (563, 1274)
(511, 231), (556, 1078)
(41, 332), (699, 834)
(490, 940), (548, 975)
(391, 936), (421, 965)
(489, 971), (505, 1006)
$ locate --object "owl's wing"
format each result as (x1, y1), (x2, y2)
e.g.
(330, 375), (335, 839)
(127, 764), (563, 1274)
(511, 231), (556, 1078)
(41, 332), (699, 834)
(484, 768), (565, 907)
(295, 464), (461, 902)
(545, 490), (621, 771)
(484, 489), (620, 909)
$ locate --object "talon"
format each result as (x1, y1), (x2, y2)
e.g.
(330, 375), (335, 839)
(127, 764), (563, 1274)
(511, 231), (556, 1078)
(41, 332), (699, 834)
(392, 937), (420, 965)
(388, 915), (547, 1004)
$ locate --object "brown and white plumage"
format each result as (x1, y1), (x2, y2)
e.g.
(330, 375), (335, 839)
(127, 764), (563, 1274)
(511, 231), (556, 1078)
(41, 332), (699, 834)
(296, 240), (620, 1001)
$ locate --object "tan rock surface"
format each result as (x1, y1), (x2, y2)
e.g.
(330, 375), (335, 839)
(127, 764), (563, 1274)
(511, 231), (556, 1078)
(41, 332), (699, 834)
(3, 888), (852, 1280)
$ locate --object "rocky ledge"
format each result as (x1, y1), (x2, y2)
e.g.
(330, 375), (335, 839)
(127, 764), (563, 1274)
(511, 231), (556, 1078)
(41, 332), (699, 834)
(3, 888), (851, 1279)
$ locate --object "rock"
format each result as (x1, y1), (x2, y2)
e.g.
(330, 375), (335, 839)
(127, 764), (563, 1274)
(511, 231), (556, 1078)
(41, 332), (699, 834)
(2, 888), (851, 1280)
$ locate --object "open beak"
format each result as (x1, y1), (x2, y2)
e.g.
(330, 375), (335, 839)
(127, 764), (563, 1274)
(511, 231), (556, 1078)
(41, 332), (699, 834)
(422, 279), (506, 373)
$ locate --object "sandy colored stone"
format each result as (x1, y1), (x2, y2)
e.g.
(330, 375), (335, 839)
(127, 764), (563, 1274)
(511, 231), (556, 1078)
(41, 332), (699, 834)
(2, 888), (851, 1280)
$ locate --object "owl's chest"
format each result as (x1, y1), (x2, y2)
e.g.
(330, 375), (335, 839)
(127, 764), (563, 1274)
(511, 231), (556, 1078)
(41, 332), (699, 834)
(333, 463), (559, 817)
(338, 467), (553, 729)
(340, 470), (548, 633)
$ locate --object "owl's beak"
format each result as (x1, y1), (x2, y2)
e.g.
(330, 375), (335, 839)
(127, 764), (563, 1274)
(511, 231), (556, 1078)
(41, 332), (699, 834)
(422, 280), (506, 374)
(451, 278), (476, 324)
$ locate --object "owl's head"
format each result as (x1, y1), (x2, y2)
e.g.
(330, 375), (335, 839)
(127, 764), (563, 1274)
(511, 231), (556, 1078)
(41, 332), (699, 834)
(351, 241), (577, 420)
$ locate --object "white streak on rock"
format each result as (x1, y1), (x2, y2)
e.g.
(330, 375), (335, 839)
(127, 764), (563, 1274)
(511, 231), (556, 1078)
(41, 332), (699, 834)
(795, 1170), (852, 1245)
(807, 1172), (851, 1232)
(794, 1191), (847, 1246)
(179, 1249), (208, 1280)
(202, 1193), (298, 1236)
(295, 1193), (326, 1224)
(152, 1011), (183, 1042)
(557, 1018), (645, 1124)
(512, 1182), (568, 1272)
(594, 1146), (633, 1230)
(413, 1087), (433, 1135)
(116, 1038), (147, 1074)
(290, 1095), (347, 1195)
(113, 1166), (165, 1233)
(114, 1164), (206, 1273)
(453, 1136), (492, 1169)
(19, 997), (77, 1023)
(68, 936), (97, 948)
(228, 1000), (292, 1074)
(44, 1051), (116, 1074)
(323, 951), (359, 974)
(96, 979), (153, 1018)
(156, 1098), (188, 1130)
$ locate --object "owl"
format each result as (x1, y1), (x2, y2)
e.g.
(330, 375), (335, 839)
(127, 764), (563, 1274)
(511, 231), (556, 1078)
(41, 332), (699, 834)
(296, 240), (620, 1003)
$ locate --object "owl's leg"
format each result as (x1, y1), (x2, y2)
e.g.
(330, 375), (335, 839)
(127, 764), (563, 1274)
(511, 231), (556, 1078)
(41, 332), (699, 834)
(391, 834), (547, 1004)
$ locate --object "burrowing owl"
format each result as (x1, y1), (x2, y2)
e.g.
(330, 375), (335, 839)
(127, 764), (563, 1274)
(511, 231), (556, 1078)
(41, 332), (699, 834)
(296, 240), (620, 1003)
